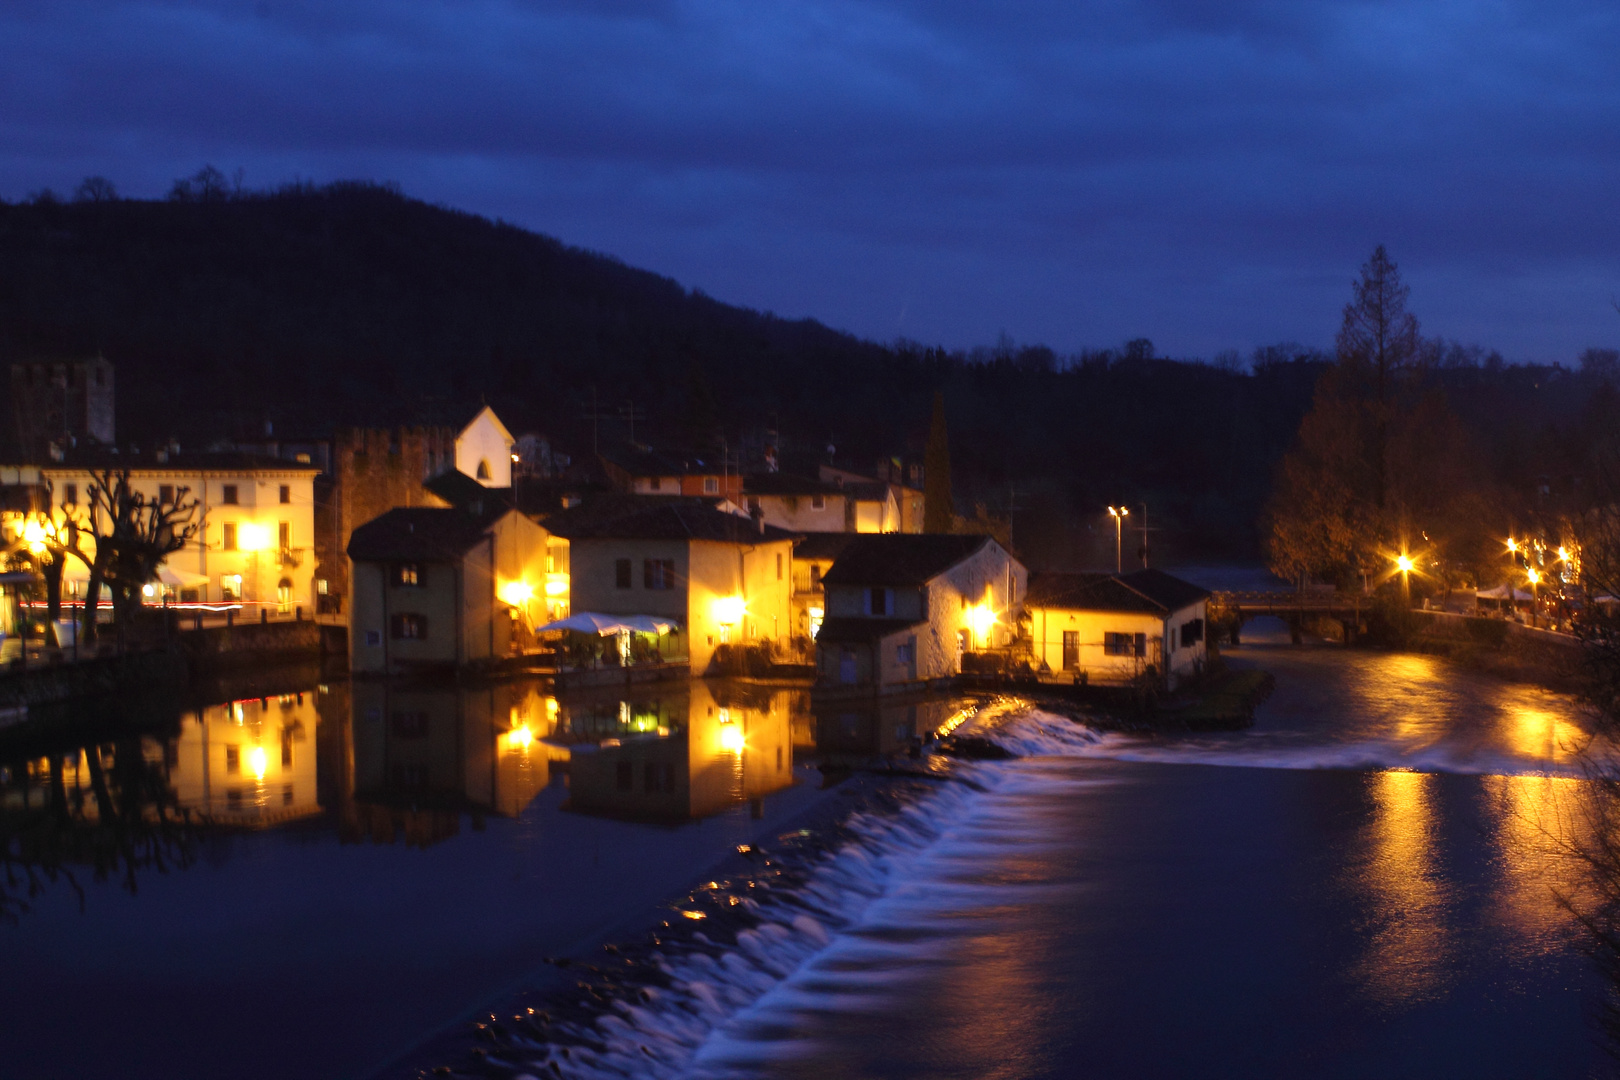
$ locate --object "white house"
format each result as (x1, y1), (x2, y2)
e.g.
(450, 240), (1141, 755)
(455, 405), (516, 488)
(1024, 569), (1210, 688)
(815, 534), (1025, 692)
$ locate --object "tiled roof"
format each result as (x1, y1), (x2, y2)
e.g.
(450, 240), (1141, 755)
(347, 508), (494, 561)
(547, 501), (799, 543)
(424, 468), (512, 515)
(1026, 569), (1210, 614)
(36, 449), (321, 473)
(813, 616), (927, 644)
(793, 533), (858, 561)
(821, 534), (994, 587)
(743, 473), (841, 496)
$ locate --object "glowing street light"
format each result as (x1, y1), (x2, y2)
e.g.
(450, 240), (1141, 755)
(712, 595), (747, 626)
(1395, 554), (1414, 574)
(964, 603), (998, 648)
(1107, 506), (1130, 573)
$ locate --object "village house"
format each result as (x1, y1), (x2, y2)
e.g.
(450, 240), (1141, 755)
(790, 532), (855, 644)
(550, 502), (797, 676)
(815, 534), (1026, 692)
(817, 463), (924, 533)
(0, 449), (322, 612)
(347, 506), (552, 674)
(600, 446), (744, 505)
(1023, 568), (1210, 688)
(742, 474), (849, 533)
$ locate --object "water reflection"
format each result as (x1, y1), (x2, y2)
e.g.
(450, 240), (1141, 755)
(563, 681), (796, 822)
(1482, 773), (1588, 948)
(1350, 769), (1452, 1007)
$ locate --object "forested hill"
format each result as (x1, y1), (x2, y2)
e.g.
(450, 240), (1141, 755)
(7, 179), (1573, 569)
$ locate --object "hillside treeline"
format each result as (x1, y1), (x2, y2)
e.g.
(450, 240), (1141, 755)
(0, 179), (1608, 570)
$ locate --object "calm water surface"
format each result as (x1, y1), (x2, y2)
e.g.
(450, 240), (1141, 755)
(0, 637), (1609, 1079)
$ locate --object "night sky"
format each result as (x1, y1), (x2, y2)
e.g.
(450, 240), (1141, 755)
(3, 1), (1617, 361)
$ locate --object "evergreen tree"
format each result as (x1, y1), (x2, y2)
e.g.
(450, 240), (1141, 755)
(924, 391), (954, 533)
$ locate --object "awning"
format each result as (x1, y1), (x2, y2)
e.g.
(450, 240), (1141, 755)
(536, 612), (678, 636)
(1477, 584), (1534, 601)
(60, 562), (210, 588)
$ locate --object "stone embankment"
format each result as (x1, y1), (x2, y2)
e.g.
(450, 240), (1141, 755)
(1407, 610), (1582, 691)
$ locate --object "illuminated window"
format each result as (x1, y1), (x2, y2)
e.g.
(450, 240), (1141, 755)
(220, 574), (242, 601)
(277, 577), (292, 613)
(316, 579), (328, 596)
(393, 563), (422, 587)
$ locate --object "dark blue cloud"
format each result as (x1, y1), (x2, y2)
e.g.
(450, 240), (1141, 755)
(2, 0), (1617, 359)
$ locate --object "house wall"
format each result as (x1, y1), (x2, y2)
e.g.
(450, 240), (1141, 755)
(1029, 598), (1207, 686)
(570, 536), (693, 662)
(752, 492), (848, 533)
(320, 426), (455, 616)
(463, 537), (497, 664)
(40, 464), (318, 612)
(686, 536), (794, 671)
(852, 492), (900, 533)
(487, 512), (559, 633)
(349, 558), (464, 674)
(455, 407), (515, 487)
(819, 539), (1025, 686)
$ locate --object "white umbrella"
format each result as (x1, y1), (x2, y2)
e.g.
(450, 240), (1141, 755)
(536, 612), (677, 636)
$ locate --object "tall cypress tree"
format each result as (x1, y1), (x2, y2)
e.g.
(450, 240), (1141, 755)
(924, 390), (954, 533)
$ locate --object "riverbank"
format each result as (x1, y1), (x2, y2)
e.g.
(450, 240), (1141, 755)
(1405, 610), (1584, 693)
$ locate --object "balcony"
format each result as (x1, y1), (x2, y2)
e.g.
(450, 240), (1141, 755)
(791, 570), (823, 596)
(278, 547), (304, 569)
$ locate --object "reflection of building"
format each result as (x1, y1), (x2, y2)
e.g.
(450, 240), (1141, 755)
(816, 534), (1026, 691)
(347, 681), (558, 845)
(555, 503), (797, 675)
(347, 506), (557, 673)
(565, 680), (795, 822)
(814, 697), (958, 757)
(1024, 569), (1209, 687)
(166, 692), (321, 826)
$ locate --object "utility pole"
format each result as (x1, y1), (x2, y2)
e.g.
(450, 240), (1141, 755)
(581, 387), (611, 457)
(618, 400), (646, 444)
(1140, 503), (1149, 569)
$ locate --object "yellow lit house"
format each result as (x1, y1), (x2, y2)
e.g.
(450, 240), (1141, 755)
(551, 502), (798, 676)
(815, 534), (1025, 692)
(4, 449), (321, 611)
(1024, 569), (1210, 688)
(347, 506), (552, 674)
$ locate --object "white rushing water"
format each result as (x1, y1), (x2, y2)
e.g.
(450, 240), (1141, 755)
(491, 682), (1598, 1080)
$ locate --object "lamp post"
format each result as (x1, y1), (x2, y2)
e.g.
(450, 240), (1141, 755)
(1526, 567), (1540, 628)
(1107, 506), (1129, 573)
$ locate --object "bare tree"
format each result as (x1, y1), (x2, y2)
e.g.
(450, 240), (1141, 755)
(75, 471), (200, 643)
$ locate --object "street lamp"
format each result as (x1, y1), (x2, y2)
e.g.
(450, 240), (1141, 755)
(1526, 567), (1540, 626)
(1107, 506), (1129, 573)
(1395, 552), (1414, 604)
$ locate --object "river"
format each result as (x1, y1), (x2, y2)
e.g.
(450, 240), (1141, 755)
(0, 633), (1610, 1079)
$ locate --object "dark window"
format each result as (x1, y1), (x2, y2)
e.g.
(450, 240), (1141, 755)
(703, 476), (718, 494)
(62, 483), (77, 507)
(279, 484), (290, 504)
(393, 563), (423, 587)
(1062, 631), (1080, 670)
(644, 559), (675, 590)
(225, 746), (240, 774)
(644, 761), (675, 793)
(812, 495), (825, 510)
(391, 711), (429, 737)
(158, 484), (175, 504)
(222, 484), (238, 505)
(615, 558), (632, 588)
(476, 459), (491, 480)
(648, 476), (661, 491)
(810, 564), (821, 588)
(748, 496), (761, 513)
(390, 613), (428, 640)
(278, 522), (290, 549)
(615, 761), (633, 791)
(870, 587), (887, 615)
(1180, 618), (1205, 648)
(1104, 632), (1142, 657)
(776, 553), (783, 580)
(222, 523), (238, 551)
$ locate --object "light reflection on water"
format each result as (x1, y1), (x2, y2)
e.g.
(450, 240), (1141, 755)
(1350, 769), (1453, 1007)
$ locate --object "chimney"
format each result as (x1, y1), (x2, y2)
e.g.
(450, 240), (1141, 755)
(750, 504), (765, 534)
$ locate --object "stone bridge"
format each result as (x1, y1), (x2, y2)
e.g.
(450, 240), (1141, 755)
(1212, 590), (1368, 644)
